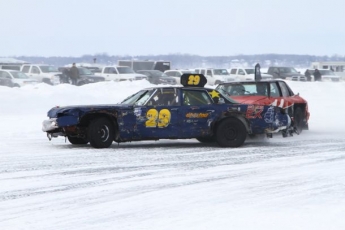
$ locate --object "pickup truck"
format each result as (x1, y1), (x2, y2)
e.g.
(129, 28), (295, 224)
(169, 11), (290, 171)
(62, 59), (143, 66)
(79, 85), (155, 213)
(94, 66), (148, 81)
(266, 66), (306, 81)
(229, 68), (273, 81)
(20, 64), (61, 85)
(194, 68), (235, 85)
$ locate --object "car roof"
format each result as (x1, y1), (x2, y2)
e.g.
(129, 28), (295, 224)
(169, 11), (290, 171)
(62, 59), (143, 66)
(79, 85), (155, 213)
(142, 86), (213, 91)
(218, 79), (286, 84)
(0, 69), (21, 73)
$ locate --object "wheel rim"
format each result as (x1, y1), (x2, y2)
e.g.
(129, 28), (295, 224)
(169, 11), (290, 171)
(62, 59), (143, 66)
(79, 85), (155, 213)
(223, 125), (238, 140)
(98, 125), (110, 142)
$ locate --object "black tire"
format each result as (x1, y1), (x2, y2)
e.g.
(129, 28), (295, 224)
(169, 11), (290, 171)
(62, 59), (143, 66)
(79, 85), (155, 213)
(216, 118), (247, 147)
(294, 108), (304, 134)
(42, 78), (53, 85)
(13, 84), (20, 88)
(77, 81), (86, 86)
(88, 117), (114, 148)
(196, 136), (215, 143)
(68, 136), (89, 145)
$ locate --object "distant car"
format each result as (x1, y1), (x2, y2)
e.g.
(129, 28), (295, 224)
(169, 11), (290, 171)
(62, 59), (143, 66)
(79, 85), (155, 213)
(229, 68), (273, 81)
(0, 69), (38, 87)
(306, 69), (340, 82)
(194, 68), (234, 85)
(20, 64), (61, 85)
(0, 74), (13, 87)
(216, 79), (310, 134)
(164, 70), (196, 84)
(59, 67), (105, 86)
(42, 74), (295, 149)
(267, 66), (306, 81)
(136, 70), (177, 85)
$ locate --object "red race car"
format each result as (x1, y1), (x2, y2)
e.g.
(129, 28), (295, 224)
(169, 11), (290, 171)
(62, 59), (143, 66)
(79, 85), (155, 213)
(216, 79), (310, 134)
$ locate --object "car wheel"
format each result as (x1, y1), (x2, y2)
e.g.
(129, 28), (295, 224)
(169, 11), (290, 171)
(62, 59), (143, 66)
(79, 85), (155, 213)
(68, 136), (89, 145)
(294, 108), (304, 134)
(88, 117), (114, 148)
(196, 136), (215, 143)
(78, 81), (86, 86)
(13, 84), (20, 88)
(216, 118), (247, 147)
(42, 78), (53, 85)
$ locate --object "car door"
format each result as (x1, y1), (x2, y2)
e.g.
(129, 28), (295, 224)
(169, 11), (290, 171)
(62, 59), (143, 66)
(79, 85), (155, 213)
(103, 67), (119, 81)
(135, 88), (180, 139)
(178, 89), (215, 138)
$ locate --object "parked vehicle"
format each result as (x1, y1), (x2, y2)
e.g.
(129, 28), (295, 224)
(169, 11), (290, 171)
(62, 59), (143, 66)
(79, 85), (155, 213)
(42, 74), (295, 149)
(305, 69), (340, 82)
(229, 68), (273, 81)
(94, 66), (147, 81)
(136, 70), (177, 85)
(118, 60), (171, 72)
(266, 67), (306, 81)
(58, 67), (105, 86)
(216, 79), (310, 134)
(0, 74), (13, 87)
(20, 64), (61, 85)
(164, 69), (196, 84)
(194, 68), (234, 85)
(0, 69), (38, 87)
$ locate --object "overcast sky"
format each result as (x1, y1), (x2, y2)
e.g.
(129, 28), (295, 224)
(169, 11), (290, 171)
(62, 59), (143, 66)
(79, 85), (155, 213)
(1, 0), (345, 57)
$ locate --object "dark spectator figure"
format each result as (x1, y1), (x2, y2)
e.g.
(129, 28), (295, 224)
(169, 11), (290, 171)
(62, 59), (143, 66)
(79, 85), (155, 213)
(60, 68), (71, 83)
(304, 69), (312, 81)
(313, 69), (322, 81)
(330, 67), (334, 72)
(70, 63), (80, 85)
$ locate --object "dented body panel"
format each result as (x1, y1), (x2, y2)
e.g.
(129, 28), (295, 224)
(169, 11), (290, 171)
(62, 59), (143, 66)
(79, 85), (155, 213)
(42, 74), (294, 148)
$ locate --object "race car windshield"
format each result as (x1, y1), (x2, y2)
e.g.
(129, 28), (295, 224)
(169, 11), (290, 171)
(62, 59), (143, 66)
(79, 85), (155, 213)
(215, 88), (240, 103)
(120, 90), (150, 105)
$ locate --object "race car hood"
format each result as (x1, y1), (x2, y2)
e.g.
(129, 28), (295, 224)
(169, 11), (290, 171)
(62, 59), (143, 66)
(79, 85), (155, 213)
(47, 104), (132, 118)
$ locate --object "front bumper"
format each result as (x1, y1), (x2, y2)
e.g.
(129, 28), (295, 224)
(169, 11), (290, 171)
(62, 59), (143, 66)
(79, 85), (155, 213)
(42, 118), (58, 132)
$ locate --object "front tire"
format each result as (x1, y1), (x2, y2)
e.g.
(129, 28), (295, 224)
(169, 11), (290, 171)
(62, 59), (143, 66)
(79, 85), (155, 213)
(88, 117), (114, 148)
(68, 136), (89, 145)
(216, 118), (247, 147)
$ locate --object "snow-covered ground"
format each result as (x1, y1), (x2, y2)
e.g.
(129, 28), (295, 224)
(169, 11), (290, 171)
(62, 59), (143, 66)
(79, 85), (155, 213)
(1, 80), (345, 230)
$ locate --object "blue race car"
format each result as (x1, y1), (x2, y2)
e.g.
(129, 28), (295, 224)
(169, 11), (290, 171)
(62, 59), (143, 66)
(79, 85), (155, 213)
(42, 74), (294, 148)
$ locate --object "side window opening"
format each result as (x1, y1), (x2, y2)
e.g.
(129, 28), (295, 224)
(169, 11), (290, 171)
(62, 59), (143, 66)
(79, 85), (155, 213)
(182, 90), (212, 106)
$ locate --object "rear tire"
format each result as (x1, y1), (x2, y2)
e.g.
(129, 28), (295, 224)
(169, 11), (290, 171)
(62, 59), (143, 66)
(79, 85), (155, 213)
(88, 117), (114, 148)
(216, 118), (247, 147)
(294, 108), (304, 134)
(68, 136), (89, 145)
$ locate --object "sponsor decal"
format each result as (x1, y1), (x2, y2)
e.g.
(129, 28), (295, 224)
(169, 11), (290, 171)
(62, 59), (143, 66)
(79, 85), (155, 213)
(186, 112), (209, 118)
(246, 105), (264, 119)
